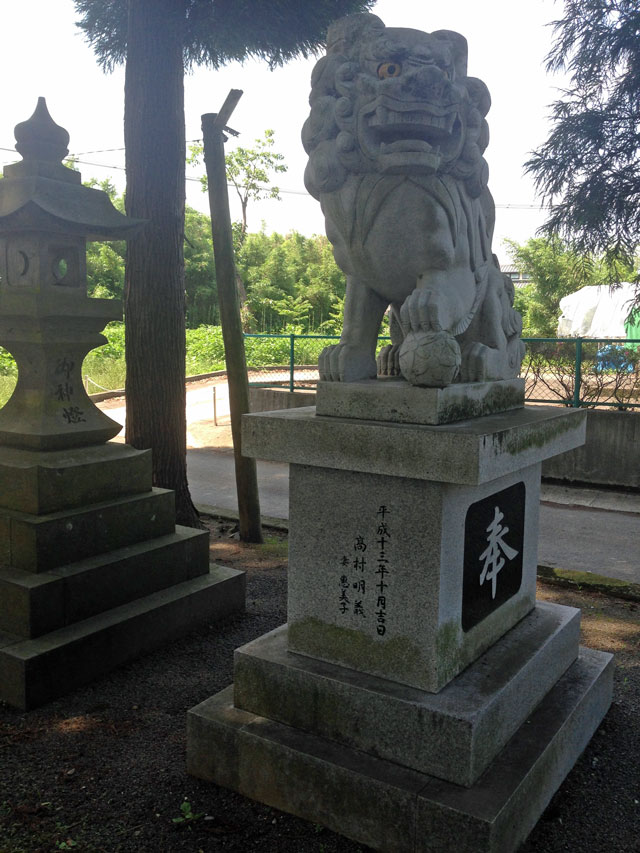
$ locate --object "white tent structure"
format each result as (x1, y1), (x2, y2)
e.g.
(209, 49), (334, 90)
(557, 282), (638, 338)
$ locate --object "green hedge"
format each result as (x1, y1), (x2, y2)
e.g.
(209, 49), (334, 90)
(187, 328), (341, 373)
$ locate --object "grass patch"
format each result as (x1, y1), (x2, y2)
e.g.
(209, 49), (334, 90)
(0, 374), (17, 408)
(82, 357), (126, 394)
(255, 536), (289, 559)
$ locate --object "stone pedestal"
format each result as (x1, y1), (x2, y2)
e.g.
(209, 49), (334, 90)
(187, 385), (613, 852)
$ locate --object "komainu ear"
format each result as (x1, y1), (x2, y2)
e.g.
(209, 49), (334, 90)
(466, 77), (492, 118)
(431, 29), (468, 79)
(327, 13), (385, 55)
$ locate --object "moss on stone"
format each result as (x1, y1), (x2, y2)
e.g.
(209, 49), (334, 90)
(440, 398), (483, 423)
(288, 617), (428, 686)
(435, 619), (462, 683)
(484, 383), (525, 412)
(440, 384), (524, 425)
(495, 411), (586, 456)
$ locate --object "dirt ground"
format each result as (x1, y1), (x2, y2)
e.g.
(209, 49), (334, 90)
(1, 517), (639, 853)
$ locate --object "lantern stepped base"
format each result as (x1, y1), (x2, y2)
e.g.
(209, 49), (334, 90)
(1, 564), (243, 710)
(0, 442), (245, 710)
(0, 443), (152, 515)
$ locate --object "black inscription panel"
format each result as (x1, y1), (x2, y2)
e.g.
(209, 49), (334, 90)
(462, 482), (525, 632)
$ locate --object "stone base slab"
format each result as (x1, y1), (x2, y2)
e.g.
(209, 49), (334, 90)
(242, 404), (587, 485)
(0, 443), (152, 514)
(233, 602), (581, 786)
(1, 487), (175, 572)
(187, 647), (613, 853)
(316, 378), (525, 426)
(0, 525), (209, 638)
(0, 564), (245, 710)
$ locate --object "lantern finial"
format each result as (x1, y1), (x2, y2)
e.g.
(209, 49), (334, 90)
(14, 97), (70, 165)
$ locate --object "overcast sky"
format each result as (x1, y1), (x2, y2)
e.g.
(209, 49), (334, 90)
(1, 0), (567, 260)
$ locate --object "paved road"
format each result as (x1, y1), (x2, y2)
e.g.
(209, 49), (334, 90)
(188, 447), (290, 520)
(537, 502), (640, 582)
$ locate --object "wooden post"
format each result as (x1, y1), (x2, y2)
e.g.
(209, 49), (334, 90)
(202, 91), (263, 543)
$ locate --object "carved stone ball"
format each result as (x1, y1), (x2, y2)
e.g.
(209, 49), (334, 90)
(398, 330), (461, 388)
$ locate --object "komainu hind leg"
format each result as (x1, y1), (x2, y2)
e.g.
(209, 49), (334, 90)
(376, 306), (403, 376)
(459, 268), (526, 382)
(319, 278), (389, 381)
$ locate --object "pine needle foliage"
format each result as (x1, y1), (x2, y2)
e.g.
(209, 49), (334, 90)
(526, 0), (640, 275)
(74, 0), (375, 71)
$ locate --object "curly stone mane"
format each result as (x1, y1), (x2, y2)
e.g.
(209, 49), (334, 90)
(302, 13), (491, 201)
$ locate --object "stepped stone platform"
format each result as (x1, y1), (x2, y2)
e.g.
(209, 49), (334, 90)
(0, 443), (245, 710)
(189, 623), (612, 853)
(230, 602), (582, 786)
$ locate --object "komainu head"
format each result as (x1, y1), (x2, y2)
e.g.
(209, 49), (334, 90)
(302, 13), (491, 200)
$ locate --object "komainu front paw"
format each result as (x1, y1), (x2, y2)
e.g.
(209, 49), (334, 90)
(319, 344), (377, 382)
(399, 286), (457, 336)
(376, 344), (401, 377)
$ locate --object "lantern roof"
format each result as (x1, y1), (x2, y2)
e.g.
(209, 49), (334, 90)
(0, 99), (144, 240)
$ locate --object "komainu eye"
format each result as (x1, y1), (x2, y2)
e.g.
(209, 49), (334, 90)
(377, 61), (402, 79)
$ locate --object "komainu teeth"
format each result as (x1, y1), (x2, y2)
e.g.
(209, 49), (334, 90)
(370, 109), (455, 129)
(375, 105), (388, 123)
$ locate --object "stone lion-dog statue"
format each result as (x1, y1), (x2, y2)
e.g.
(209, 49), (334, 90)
(302, 13), (525, 387)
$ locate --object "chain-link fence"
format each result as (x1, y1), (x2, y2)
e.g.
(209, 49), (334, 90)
(244, 333), (392, 391)
(522, 337), (640, 409)
(245, 333), (640, 409)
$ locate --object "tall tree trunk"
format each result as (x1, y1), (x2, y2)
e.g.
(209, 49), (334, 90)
(124, 0), (201, 528)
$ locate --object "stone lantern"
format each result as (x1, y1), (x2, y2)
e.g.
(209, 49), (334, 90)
(0, 101), (244, 710)
(0, 97), (141, 449)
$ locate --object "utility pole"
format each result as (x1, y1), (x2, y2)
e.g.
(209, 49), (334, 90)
(202, 90), (262, 543)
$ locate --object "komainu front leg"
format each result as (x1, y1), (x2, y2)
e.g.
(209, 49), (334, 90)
(319, 278), (388, 381)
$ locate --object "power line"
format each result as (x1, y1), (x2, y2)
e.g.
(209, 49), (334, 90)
(0, 146), (550, 208)
(71, 145), (126, 156)
(72, 138), (203, 156)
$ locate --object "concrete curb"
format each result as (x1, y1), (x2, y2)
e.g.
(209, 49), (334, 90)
(537, 564), (640, 603)
(88, 371), (230, 403)
(196, 504), (289, 533)
(541, 481), (640, 515)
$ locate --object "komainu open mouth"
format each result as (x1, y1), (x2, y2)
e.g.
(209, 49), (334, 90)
(360, 97), (463, 170)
